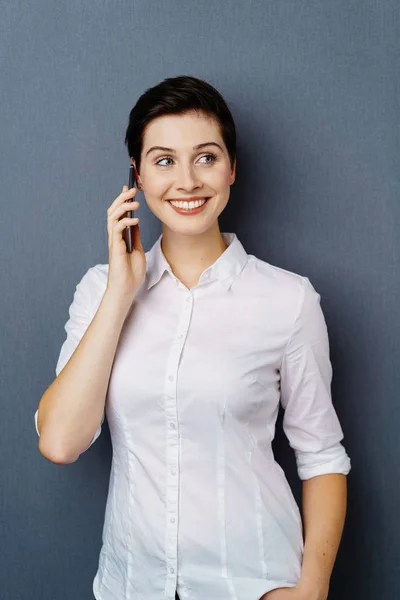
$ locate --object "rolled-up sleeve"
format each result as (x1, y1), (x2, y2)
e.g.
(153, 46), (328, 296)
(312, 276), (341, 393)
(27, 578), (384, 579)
(34, 265), (105, 449)
(280, 276), (351, 480)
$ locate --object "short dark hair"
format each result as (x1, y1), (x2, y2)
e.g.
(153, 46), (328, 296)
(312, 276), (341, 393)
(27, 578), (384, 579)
(124, 75), (236, 179)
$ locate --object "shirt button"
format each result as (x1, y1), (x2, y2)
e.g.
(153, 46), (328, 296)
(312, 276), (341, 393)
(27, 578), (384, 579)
(169, 422), (176, 429)
(170, 516), (175, 523)
(186, 296), (191, 303)
(169, 567), (175, 573)
(168, 375), (174, 381)
(171, 467), (177, 475)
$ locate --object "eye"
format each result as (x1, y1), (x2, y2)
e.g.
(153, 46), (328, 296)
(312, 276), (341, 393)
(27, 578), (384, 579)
(155, 156), (173, 167)
(199, 153), (217, 164)
(154, 153), (218, 167)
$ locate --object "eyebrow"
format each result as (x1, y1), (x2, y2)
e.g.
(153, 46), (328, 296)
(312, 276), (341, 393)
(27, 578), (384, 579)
(145, 142), (224, 157)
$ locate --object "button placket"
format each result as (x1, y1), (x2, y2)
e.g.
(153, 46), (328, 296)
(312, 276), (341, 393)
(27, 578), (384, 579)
(163, 291), (194, 597)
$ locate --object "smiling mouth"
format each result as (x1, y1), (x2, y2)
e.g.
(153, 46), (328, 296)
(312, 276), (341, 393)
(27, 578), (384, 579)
(169, 198), (210, 207)
(168, 197), (210, 204)
(167, 197), (211, 213)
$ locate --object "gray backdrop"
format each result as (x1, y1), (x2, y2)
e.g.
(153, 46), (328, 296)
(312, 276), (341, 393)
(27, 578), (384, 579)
(1, 1), (398, 599)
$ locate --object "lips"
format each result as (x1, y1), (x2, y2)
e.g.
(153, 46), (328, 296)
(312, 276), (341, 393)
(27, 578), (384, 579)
(168, 197), (210, 215)
(168, 197), (210, 204)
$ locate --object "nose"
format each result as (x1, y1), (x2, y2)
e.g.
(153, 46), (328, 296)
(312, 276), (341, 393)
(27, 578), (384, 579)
(175, 162), (202, 192)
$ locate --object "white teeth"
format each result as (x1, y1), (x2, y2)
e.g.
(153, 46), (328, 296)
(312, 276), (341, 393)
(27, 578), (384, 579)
(170, 199), (207, 210)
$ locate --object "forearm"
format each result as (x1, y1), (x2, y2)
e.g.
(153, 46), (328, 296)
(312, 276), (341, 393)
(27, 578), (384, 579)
(37, 290), (132, 463)
(298, 473), (347, 599)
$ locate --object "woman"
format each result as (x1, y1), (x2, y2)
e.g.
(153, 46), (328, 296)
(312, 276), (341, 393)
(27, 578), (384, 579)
(35, 75), (351, 600)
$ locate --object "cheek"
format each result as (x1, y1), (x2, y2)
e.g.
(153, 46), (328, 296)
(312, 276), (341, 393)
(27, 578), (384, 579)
(213, 166), (233, 188)
(140, 169), (168, 193)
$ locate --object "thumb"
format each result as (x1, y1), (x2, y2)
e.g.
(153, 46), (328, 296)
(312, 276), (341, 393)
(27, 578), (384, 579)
(132, 220), (144, 252)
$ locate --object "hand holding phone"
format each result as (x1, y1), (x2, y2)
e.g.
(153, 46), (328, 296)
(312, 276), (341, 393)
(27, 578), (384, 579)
(123, 165), (136, 253)
(104, 164), (147, 304)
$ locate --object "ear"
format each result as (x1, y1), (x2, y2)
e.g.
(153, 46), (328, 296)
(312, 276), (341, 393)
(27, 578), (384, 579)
(130, 158), (143, 190)
(230, 158), (236, 185)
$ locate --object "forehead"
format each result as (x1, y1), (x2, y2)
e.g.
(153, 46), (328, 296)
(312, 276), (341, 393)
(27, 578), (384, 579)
(142, 111), (222, 149)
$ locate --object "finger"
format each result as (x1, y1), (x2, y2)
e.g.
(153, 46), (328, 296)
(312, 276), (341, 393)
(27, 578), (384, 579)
(108, 187), (137, 217)
(113, 200), (140, 221)
(112, 217), (139, 239)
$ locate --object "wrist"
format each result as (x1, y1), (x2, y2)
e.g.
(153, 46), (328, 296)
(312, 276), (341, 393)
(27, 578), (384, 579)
(297, 577), (329, 600)
(103, 288), (135, 318)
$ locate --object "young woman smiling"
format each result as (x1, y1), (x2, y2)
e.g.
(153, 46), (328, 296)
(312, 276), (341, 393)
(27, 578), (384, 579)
(34, 75), (351, 600)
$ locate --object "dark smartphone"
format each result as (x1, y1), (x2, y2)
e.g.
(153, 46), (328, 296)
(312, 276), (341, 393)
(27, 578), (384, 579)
(123, 164), (136, 253)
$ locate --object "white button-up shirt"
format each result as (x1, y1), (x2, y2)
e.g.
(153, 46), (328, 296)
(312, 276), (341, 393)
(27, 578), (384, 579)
(34, 232), (351, 600)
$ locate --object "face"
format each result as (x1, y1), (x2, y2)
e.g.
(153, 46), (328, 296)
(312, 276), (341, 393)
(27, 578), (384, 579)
(132, 111), (236, 235)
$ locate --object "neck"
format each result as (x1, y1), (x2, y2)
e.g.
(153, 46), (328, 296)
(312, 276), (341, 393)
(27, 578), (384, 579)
(160, 223), (229, 288)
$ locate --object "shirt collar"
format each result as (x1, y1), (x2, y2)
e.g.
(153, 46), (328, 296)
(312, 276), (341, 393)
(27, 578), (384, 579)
(145, 232), (249, 293)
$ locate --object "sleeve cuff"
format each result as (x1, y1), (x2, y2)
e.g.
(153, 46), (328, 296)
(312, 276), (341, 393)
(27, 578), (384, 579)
(34, 409), (104, 447)
(84, 424), (102, 451)
(34, 409), (40, 436)
(295, 442), (351, 480)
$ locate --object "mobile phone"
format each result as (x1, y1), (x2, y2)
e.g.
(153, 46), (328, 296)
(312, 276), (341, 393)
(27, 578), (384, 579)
(123, 164), (136, 253)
